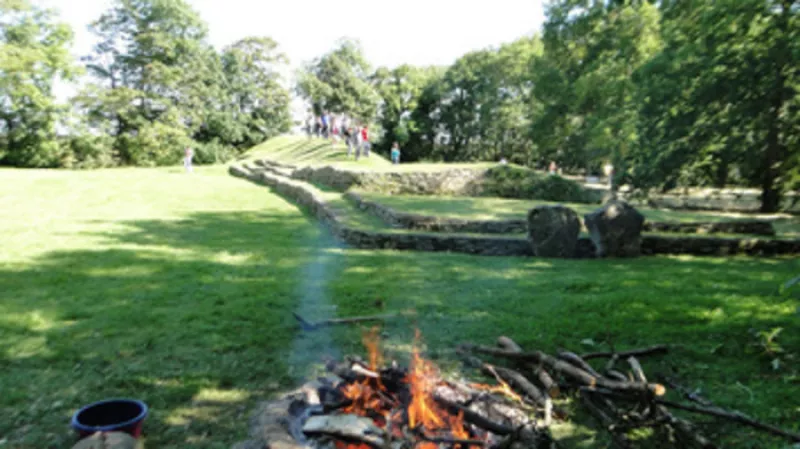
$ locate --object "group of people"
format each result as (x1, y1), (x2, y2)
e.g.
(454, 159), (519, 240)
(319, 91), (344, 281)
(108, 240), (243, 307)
(305, 111), (401, 164)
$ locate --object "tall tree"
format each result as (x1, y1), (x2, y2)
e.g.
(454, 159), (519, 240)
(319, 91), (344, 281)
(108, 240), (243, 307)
(534, 0), (662, 174)
(196, 37), (291, 150)
(635, 0), (798, 211)
(78, 0), (216, 165)
(372, 64), (443, 160)
(0, 0), (77, 167)
(296, 39), (379, 122)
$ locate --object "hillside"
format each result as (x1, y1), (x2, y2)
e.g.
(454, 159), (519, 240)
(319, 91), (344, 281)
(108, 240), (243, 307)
(244, 135), (392, 168)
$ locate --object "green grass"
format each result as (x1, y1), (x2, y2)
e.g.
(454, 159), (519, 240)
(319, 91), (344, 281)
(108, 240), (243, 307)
(355, 192), (800, 235)
(244, 135), (391, 168)
(1, 167), (799, 448)
(244, 135), (496, 172)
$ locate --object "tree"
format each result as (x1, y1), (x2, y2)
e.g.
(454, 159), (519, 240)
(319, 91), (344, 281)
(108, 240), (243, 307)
(534, 0), (663, 174)
(78, 0), (218, 165)
(0, 0), (78, 167)
(296, 39), (379, 122)
(634, 0), (798, 211)
(372, 64), (443, 160)
(196, 37), (291, 151)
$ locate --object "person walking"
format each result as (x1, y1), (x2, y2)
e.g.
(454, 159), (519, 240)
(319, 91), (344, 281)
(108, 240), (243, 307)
(343, 125), (353, 157)
(184, 146), (194, 173)
(360, 125), (371, 157)
(320, 111), (330, 138)
(354, 124), (362, 160)
(603, 161), (614, 189)
(305, 115), (314, 139)
(391, 142), (401, 165)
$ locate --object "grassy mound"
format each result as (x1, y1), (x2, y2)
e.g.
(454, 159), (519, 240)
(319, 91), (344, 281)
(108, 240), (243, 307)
(244, 135), (391, 168)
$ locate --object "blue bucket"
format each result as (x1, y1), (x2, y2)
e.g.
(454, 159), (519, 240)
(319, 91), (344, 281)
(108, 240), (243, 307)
(71, 398), (148, 439)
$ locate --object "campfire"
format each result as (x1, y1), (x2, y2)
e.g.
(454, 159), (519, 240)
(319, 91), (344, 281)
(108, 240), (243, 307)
(288, 329), (554, 449)
(269, 325), (800, 449)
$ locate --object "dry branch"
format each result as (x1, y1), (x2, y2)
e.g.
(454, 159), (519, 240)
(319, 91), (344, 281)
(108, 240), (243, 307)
(581, 345), (668, 361)
(293, 312), (400, 331)
(461, 344), (665, 397)
(657, 399), (800, 443)
(558, 351), (603, 378)
(580, 393), (631, 449)
(496, 337), (559, 398)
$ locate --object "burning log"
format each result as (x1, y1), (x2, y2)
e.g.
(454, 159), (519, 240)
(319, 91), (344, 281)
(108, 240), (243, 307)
(433, 396), (515, 436)
(482, 364), (566, 420)
(460, 344), (666, 397)
(302, 414), (386, 448)
(496, 337), (560, 399)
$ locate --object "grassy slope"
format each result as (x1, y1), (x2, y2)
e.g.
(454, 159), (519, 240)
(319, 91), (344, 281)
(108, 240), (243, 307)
(244, 135), (495, 172)
(1, 166), (798, 448)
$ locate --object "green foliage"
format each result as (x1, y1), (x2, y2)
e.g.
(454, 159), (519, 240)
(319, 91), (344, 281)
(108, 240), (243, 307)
(67, 0), (292, 167)
(0, 0), (78, 167)
(633, 0), (799, 212)
(297, 39), (379, 121)
(483, 165), (592, 203)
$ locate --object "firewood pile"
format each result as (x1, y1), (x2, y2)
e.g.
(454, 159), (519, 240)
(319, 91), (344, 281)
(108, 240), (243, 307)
(458, 337), (800, 448)
(285, 328), (800, 449)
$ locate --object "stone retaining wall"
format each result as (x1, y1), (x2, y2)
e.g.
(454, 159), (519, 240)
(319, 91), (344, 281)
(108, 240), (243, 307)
(642, 220), (775, 236)
(288, 163), (486, 195)
(344, 191), (776, 237)
(231, 164), (799, 257)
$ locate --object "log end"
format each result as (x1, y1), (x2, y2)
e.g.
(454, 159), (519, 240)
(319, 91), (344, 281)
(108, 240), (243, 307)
(652, 383), (666, 397)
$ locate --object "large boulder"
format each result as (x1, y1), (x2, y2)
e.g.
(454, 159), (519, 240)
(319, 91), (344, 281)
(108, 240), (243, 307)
(527, 206), (581, 258)
(584, 201), (645, 257)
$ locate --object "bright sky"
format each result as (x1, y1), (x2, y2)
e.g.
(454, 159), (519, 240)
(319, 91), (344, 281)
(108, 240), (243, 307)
(38, 0), (546, 115)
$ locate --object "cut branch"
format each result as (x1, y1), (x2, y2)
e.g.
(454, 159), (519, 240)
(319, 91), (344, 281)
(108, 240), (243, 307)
(496, 337), (560, 398)
(656, 399), (800, 443)
(558, 351), (603, 378)
(461, 344), (665, 397)
(581, 345), (668, 361)
(293, 312), (401, 331)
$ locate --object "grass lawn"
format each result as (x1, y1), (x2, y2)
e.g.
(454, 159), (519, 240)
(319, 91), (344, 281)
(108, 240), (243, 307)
(1, 167), (799, 448)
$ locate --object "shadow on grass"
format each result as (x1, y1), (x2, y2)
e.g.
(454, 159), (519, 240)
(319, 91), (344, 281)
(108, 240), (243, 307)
(0, 205), (798, 448)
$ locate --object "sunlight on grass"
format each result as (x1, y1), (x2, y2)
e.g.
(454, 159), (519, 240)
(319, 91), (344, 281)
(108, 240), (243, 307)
(1, 165), (798, 448)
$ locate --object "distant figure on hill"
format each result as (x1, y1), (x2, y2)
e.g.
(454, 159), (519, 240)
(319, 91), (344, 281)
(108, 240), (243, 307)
(305, 115), (314, 139)
(321, 111), (330, 138)
(354, 124), (363, 160)
(549, 161), (557, 175)
(360, 126), (370, 157)
(184, 146), (194, 173)
(603, 161), (614, 189)
(343, 125), (354, 156)
(330, 116), (339, 145)
(499, 157), (508, 165)
(391, 142), (401, 164)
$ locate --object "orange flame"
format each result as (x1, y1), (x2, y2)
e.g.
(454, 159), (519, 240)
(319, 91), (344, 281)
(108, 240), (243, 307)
(407, 329), (470, 444)
(362, 326), (383, 370)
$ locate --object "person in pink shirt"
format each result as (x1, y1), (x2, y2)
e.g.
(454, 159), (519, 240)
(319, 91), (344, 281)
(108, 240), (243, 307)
(184, 146), (194, 173)
(360, 126), (370, 157)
